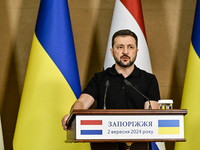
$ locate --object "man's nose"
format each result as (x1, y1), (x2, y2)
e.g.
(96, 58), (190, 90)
(122, 47), (128, 54)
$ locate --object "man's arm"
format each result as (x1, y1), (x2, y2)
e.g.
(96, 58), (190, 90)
(144, 100), (158, 109)
(62, 93), (95, 131)
(70, 93), (95, 112)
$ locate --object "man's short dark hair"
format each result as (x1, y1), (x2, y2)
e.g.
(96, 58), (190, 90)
(112, 29), (138, 48)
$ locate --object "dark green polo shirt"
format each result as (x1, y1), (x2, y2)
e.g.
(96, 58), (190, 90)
(82, 65), (160, 109)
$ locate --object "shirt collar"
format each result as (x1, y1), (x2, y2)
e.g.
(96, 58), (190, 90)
(107, 64), (140, 77)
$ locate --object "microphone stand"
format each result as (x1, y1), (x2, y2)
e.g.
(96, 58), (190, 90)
(124, 79), (152, 110)
(103, 80), (109, 109)
(124, 79), (152, 150)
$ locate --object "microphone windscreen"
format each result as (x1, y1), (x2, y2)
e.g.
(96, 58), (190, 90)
(105, 80), (109, 87)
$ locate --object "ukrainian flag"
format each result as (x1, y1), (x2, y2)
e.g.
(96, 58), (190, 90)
(158, 120), (180, 135)
(175, 1), (200, 150)
(13, 0), (91, 150)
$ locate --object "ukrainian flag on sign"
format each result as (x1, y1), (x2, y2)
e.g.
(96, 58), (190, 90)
(175, 1), (200, 150)
(158, 120), (180, 134)
(13, 0), (91, 150)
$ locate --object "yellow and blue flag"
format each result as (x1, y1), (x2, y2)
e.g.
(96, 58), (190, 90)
(174, 1), (200, 150)
(0, 118), (4, 150)
(13, 0), (90, 150)
(158, 120), (180, 135)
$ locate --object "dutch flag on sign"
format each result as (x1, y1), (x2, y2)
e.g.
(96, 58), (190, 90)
(80, 120), (103, 135)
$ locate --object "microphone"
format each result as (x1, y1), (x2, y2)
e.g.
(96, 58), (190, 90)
(103, 80), (109, 109)
(124, 79), (152, 109)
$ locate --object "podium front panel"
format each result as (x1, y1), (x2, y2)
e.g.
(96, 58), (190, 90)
(66, 109), (187, 142)
(76, 115), (184, 140)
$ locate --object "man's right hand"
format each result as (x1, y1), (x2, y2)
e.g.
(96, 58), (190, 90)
(61, 94), (95, 132)
(62, 114), (70, 131)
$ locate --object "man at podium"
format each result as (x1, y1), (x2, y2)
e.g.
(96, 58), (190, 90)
(62, 29), (160, 150)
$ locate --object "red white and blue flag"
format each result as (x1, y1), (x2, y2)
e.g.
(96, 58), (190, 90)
(104, 0), (152, 73)
(103, 0), (165, 150)
(80, 120), (103, 135)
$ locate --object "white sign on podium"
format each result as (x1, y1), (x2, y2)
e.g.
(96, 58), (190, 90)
(76, 115), (184, 140)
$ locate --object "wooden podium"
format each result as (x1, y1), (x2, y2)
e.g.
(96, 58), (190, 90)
(66, 109), (187, 150)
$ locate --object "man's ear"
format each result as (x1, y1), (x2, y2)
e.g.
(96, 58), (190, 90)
(110, 48), (114, 57)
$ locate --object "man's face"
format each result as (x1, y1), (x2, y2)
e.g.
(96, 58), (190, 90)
(111, 35), (138, 68)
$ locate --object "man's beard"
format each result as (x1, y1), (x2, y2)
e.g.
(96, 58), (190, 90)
(113, 54), (136, 68)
